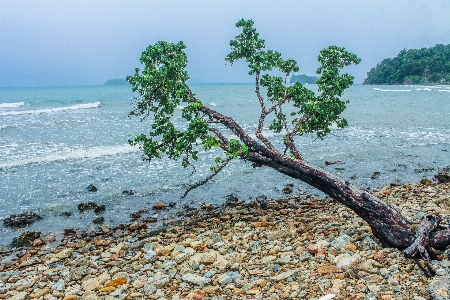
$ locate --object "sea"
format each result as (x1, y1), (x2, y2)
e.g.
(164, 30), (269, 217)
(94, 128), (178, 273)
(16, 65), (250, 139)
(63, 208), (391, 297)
(1, 83), (449, 247)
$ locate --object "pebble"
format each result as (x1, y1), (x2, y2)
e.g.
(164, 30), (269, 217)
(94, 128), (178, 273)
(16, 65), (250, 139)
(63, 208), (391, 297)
(1, 181), (450, 299)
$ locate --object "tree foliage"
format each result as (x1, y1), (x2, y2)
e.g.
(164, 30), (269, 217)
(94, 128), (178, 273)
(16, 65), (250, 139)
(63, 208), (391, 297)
(127, 18), (360, 180)
(364, 44), (450, 85)
(127, 19), (450, 278)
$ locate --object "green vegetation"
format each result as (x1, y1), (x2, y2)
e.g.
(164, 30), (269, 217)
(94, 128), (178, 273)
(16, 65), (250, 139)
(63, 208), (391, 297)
(364, 44), (450, 85)
(127, 18), (360, 181)
(125, 20), (450, 276)
(290, 74), (318, 84)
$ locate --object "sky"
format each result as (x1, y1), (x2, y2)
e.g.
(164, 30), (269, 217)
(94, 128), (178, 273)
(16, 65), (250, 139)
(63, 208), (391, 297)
(1, 0), (449, 87)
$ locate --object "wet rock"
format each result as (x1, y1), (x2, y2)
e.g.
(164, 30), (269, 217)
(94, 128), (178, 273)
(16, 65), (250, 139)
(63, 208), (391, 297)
(122, 190), (135, 196)
(93, 205), (105, 214)
(130, 210), (148, 220)
(64, 228), (77, 236)
(3, 212), (43, 228)
(93, 217), (105, 224)
(421, 177), (434, 185)
(371, 171), (381, 179)
(11, 231), (41, 247)
(86, 184), (98, 192)
(282, 186), (293, 194)
(325, 160), (343, 165)
(435, 172), (450, 184)
(256, 195), (268, 207)
(146, 227), (167, 237)
(225, 193), (238, 204)
(152, 203), (166, 210)
(390, 179), (402, 186)
(57, 211), (73, 217)
(78, 202), (98, 212)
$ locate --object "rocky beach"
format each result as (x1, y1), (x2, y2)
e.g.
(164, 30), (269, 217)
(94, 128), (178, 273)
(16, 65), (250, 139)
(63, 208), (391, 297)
(1, 180), (450, 300)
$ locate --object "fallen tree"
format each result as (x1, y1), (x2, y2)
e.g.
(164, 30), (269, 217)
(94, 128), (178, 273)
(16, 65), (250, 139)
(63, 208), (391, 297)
(127, 19), (450, 277)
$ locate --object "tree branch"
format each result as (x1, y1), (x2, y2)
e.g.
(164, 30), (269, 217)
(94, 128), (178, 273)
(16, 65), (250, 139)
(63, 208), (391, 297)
(283, 114), (311, 160)
(181, 157), (232, 198)
(208, 127), (230, 150)
(255, 72), (277, 151)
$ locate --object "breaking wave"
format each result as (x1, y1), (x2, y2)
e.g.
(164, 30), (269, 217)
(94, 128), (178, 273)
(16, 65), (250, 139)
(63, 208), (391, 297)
(0, 144), (138, 169)
(0, 102), (25, 108)
(0, 102), (101, 116)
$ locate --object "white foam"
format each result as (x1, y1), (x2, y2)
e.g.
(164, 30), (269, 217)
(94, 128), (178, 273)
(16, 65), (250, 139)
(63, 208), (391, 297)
(208, 102), (217, 106)
(438, 90), (450, 92)
(0, 102), (100, 116)
(0, 144), (139, 169)
(0, 102), (24, 108)
(376, 89), (412, 92)
(0, 125), (15, 130)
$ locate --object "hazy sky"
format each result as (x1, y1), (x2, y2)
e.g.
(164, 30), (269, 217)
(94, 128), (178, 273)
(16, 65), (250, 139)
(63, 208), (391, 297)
(1, 0), (449, 87)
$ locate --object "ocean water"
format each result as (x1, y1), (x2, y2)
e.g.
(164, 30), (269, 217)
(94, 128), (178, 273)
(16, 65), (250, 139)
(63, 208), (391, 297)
(0, 84), (449, 247)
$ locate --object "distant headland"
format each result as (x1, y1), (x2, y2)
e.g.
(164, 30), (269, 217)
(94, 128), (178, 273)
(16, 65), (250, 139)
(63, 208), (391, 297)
(104, 79), (130, 86)
(289, 74), (318, 84)
(364, 44), (450, 85)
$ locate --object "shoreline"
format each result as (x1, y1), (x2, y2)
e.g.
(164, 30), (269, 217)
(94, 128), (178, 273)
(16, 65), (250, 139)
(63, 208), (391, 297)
(1, 181), (450, 299)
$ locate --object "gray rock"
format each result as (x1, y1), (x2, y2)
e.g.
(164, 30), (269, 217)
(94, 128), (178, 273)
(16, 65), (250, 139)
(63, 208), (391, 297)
(217, 273), (232, 285)
(270, 269), (298, 282)
(330, 234), (351, 249)
(51, 279), (66, 291)
(147, 275), (170, 288)
(181, 273), (211, 285)
(393, 286), (401, 292)
(9, 292), (28, 300)
(163, 260), (176, 269)
(334, 254), (359, 269)
(415, 211), (426, 220)
(13, 277), (35, 291)
(204, 270), (216, 278)
(0, 282), (11, 293)
(275, 255), (291, 265)
(364, 294), (377, 300)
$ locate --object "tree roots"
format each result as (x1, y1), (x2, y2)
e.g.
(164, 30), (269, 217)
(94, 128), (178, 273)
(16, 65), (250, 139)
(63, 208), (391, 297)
(403, 215), (441, 277)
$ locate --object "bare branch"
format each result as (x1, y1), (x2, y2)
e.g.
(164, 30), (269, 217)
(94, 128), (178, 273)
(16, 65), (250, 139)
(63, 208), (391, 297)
(265, 95), (290, 115)
(181, 157), (232, 198)
(255, 72), (277, 151)
(209, 128), (230, 150)
(283, 114), (311, 160)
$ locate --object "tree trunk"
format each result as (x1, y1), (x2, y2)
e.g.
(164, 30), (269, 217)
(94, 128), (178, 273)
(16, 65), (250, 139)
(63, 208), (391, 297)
(247, 150), (450, 277)
(199, 102), (450, 277)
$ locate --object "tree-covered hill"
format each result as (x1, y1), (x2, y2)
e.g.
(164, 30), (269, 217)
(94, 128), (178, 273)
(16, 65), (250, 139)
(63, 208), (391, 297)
(104, 79), (130, 86)
(364, 44), (450, 85)
(289, 74), (318, 84)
